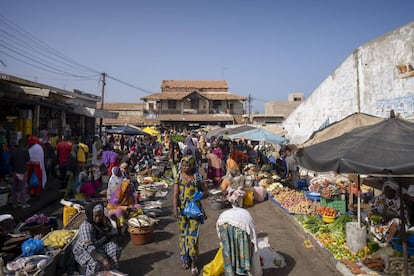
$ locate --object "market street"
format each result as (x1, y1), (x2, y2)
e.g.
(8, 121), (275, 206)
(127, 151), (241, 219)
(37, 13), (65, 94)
(4, 175), (352, 275)
(117, 190), (342, 276)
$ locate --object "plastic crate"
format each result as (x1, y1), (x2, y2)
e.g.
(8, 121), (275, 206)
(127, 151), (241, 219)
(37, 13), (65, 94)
(320, 197), (346, 214)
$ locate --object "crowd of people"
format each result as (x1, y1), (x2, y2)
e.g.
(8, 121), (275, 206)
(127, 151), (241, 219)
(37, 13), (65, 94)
(1, 128), (306, 276)
(2, 127), (414, 275)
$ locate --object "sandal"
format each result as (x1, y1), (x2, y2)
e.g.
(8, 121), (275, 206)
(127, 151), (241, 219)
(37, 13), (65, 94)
(181, 262), (190, 270)
(191, 265), (199, 276)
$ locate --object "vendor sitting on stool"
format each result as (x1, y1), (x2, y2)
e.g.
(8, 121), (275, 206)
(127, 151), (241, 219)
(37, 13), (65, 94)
(367, 179), (409, 243)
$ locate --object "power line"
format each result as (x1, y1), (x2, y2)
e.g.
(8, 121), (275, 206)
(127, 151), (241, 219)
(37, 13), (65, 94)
(0, 15), (100, 75)
(0, 13), (153, 96)
(0, 42), (93, 78)
(106, 75), (152, 94)
(0, 29), (94, 75)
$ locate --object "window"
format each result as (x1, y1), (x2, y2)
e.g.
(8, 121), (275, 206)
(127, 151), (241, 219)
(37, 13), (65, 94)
(190, 99), (199, 109)
(168, 100), (176, 109)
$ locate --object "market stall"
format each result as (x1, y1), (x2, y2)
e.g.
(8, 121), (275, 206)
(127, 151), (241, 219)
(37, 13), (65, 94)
(296, 113), (414, 275)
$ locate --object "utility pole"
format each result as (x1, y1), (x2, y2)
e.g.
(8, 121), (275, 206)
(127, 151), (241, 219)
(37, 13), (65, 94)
(99, 72), (106, 138)
(248, 94), (252, 124)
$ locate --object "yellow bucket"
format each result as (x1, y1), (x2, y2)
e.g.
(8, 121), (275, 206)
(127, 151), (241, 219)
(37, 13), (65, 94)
(243, 190), (254, 207)
(75, 193), (86, 200)
(63, 206), (78, 226)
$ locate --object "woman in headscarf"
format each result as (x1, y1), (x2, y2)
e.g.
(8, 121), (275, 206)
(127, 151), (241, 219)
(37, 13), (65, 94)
(72, 201), (122, 276)
(106, 166), (123, 201)
(225, 150), (243, 176)
(102, 147), (119, 176)
(106, 179), (140, 226)
(198, 134), (209, 173)
(183, 135), (199, 168)
(172, 156), (206, 275)
(368, 179), (408, 243)
(216, 199), (262, 276)
(27, 136), (47, 196)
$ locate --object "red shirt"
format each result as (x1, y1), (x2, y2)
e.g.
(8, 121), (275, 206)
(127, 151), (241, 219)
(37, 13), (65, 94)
(56, 141), (72, 165)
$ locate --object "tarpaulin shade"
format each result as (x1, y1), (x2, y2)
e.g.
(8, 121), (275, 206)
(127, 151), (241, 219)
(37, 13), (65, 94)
(302, 113), (384, 147)
(206, 125), (256, 139)
(297, 117), (414, 175)
(228, 127), (286, 145)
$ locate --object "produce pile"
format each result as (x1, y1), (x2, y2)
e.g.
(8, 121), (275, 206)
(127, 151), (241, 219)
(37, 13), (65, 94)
(269, 186), (318, 214)
(296, 213), (370, 261)
(316, 206), (338, 217)
(43, 229), (77, 249)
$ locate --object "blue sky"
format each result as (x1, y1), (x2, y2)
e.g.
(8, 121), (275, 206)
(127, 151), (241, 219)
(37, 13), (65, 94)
(1, 0), (413, 113)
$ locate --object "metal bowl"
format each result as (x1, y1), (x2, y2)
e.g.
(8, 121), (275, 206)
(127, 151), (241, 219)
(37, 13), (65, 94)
(210, 200), (227, 210)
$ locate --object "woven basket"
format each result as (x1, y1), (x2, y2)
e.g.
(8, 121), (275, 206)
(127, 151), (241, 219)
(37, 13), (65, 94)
(128, 225), (154, 245)
(128, 225), (153, 234)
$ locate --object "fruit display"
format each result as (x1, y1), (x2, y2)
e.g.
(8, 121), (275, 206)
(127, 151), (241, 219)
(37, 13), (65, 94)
(270, 186), (318, 214)
(317, 206), (338, 217)
(42, 229), (77, 249)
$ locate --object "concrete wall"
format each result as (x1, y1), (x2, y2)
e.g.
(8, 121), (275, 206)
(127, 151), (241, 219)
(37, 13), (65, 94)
(283, 21), (414, 144)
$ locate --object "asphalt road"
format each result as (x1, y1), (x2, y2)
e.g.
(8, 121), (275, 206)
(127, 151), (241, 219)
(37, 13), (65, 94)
(117, 192), (342, 276)
(33, 181), (343, 276)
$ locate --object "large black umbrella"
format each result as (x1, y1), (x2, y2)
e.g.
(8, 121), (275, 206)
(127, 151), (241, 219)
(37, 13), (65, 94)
(297, 116), (414, 175)
(297, 113), (414, 276)
(106, 125), (146, 136)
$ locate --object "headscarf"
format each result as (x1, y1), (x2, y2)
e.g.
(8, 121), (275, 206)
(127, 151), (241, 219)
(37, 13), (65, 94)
(84, 201), (111, 239)
(107, 166), (123, 200)
(383, 180), (407, 195)
(383, 180), (399, 193)
(27, 136), (42, 147)
(181, 155), (195, 172)
(110, 166), (121, 178)
(183, 135), (197, 161)
(216, 207), (257, 251)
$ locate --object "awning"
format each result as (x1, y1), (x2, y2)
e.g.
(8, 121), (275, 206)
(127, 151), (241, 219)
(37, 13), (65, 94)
(72, 106), (118, 119)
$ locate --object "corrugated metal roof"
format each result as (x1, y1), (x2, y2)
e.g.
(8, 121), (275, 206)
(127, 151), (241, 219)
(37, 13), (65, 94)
(161, 80), (228, 89)
(157, 113), (234, 122)
(141, 91), (245, 101)
(100, 102), (144, 110)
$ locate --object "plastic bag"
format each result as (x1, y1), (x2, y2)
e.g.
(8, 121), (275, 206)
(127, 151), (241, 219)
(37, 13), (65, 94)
(183, 200), (202, 218)
(21, 238), (44, 257)
(29, 173), (39, 188)
(193, 191), (203, 201)
(202, 247), (224, 276)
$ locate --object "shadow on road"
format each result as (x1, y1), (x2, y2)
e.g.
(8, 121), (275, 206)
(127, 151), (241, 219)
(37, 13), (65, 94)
(119, 250), (174, 275)
(152, 231), (174, 243)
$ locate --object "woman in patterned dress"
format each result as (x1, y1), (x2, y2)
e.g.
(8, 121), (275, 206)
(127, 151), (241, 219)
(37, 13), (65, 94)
(172, 156), (206, 275)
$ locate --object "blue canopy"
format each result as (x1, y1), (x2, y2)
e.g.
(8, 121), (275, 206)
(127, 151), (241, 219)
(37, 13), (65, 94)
(228, 128), (286, 145)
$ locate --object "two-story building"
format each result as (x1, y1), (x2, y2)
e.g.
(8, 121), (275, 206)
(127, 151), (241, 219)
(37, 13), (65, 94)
(141, 80), (246, 130)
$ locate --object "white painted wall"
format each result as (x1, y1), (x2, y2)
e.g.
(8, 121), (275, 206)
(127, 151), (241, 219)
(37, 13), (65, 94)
(283, 21), (414, 144)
